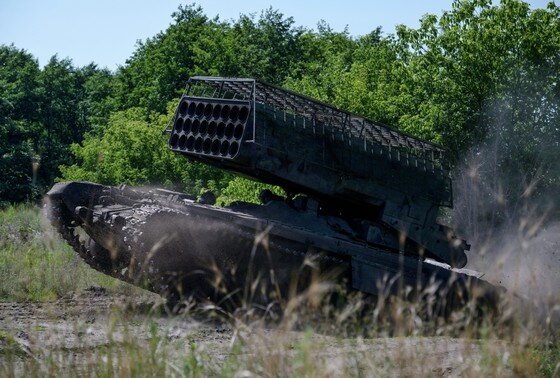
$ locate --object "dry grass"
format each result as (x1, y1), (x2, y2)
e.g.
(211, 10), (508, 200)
(0, 204), (559, 377)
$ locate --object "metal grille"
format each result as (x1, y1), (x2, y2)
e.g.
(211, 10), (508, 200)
(185, 76), (447, 167)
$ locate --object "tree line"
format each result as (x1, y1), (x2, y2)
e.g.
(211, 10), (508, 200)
(1, 0), (558, 207)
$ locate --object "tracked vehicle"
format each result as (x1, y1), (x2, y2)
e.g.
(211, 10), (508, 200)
(47, 77), (500, 308)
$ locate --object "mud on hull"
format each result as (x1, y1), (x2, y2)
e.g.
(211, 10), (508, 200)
(46, 181), (502, 311)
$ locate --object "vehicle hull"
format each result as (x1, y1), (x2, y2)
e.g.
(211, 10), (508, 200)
(46, 181), (501, 310)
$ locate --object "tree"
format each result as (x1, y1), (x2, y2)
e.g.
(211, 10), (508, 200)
(112, 5), (310, 115)
(4, 1), (559, 211)
(0, 45), (42, 202)
(60, 106), (230, 195)
(0, 46), (118, 203)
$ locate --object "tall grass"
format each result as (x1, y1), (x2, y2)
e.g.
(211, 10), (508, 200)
(0, 204), (558, 376)
(0, 204), (129, 301)
(2, 310), (558, 376)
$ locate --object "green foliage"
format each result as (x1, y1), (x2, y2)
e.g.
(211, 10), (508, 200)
(0, 45), (116, 202)
(286, 0), (560, 210)
(533, 341), (560, 377)
(288, 1), (560, 155)
(2, 1), (559, 207)
(113, 5), (309, 114)
(392, 0), (560, 155)
(217, 177), (285, 206)
(0, 46), (42, 202)
(60, 105), (229, 195)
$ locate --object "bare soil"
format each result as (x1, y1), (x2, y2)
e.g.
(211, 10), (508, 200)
(0, 287), (513, 376)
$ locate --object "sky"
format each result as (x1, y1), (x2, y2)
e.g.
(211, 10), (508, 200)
(0, 0), (553, 70)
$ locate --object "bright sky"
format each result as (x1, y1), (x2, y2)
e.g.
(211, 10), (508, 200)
(0, 0), (553, 70)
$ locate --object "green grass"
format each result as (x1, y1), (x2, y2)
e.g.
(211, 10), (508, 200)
(0, 204), (126, 301)
(533, 342), (560, 377)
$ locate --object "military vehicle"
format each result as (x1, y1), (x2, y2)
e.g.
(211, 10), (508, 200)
(47, 77), (500, 309)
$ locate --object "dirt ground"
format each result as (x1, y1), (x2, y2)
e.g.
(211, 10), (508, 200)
(0, 286), (514, 376)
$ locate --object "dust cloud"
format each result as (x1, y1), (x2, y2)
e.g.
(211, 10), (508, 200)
(452, 97), (560, 304)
